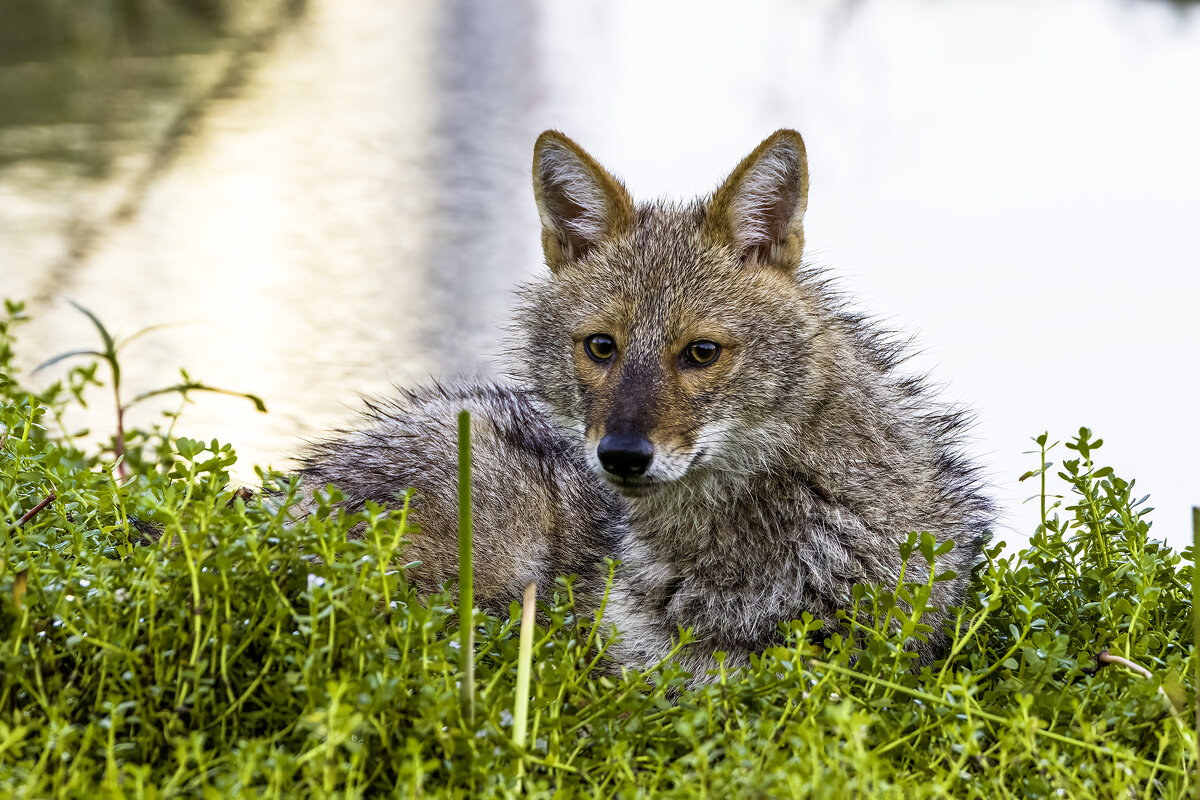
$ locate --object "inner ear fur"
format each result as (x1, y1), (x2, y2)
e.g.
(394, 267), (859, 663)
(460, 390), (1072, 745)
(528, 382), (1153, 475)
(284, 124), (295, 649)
(705, 129), (809, 269)
(532, 131), (634, 270)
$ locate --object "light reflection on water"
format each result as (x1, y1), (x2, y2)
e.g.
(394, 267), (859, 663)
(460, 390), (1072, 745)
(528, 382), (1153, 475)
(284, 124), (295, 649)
(1, 0), (1197, 547)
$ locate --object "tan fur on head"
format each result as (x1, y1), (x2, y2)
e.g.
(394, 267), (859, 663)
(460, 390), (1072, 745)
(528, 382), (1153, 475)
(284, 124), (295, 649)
(522, 130), (820, 494)
(705, 129), (809, 269)
(532, 131), (635, 270)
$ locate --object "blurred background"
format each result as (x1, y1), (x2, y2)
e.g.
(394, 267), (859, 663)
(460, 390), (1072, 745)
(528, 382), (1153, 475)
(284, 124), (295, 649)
(1, 0), (1197, 548)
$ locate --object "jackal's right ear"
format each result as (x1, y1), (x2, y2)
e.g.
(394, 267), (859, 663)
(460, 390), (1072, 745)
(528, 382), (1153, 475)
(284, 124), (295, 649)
(705, 129), (809, 270)
(533, 131), (635, 270)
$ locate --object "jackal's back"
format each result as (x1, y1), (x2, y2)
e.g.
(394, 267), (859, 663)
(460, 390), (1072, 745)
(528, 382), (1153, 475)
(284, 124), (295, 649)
(297, 382), (625, 610)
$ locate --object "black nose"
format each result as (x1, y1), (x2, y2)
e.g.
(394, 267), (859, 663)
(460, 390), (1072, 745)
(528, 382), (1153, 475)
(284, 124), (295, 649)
(597, 433), (654, 478)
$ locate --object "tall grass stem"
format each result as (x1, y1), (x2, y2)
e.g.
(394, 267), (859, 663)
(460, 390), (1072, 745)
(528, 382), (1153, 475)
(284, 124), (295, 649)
(458, 410), (475, 727)
(1193, 505), (1199, 799)
(514, 580), (537, 753)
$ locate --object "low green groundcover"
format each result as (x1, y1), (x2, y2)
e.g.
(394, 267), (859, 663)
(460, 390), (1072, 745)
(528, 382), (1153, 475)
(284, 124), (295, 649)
(0, 299), (1195, 798)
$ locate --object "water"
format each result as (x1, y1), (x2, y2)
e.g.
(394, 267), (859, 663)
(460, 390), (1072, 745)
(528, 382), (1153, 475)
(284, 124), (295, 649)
(1, 0), (1197, 548)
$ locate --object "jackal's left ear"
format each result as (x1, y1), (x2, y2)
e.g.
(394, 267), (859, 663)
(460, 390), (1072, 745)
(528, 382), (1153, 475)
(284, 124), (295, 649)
(706, 129), (809, 269)
(533, 131), (635, 271)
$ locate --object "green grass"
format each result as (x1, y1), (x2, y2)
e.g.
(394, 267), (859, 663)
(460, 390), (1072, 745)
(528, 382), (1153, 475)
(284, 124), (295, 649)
(0, 298), (1196, 798)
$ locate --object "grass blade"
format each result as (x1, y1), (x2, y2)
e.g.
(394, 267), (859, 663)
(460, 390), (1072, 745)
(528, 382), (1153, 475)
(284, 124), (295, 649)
(458, 410), (475, 728)
(129, 381), (267, 413)
(513, 580), (537, 752)
(32, 349), (106, 374)
(63, 298), (115, 356)
(1193, 505), (1199, 800)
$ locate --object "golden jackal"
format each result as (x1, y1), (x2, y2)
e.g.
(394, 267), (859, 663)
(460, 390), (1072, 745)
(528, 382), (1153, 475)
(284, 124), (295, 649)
(299, 130), (993, 679)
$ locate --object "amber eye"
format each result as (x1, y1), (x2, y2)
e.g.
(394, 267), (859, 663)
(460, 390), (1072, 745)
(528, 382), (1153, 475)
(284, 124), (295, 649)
(683, 340), (721, 366)
(584, 334), (616, 363)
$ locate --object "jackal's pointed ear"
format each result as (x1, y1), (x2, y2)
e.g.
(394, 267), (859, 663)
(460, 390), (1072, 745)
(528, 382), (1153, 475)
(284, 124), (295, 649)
(706, 129), (809, 269)
(533, 131), (635, 271)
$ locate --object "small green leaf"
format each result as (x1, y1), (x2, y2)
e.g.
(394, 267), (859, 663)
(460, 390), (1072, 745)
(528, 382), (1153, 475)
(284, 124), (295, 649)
(918, 531), (936, 564)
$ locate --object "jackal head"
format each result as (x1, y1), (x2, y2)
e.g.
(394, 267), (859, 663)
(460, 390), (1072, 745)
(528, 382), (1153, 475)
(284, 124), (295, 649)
(517, 129), (831, 498)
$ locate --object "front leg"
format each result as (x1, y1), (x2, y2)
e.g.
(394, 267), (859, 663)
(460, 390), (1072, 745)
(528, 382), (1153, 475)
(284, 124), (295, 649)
(601, 558), (686, 673)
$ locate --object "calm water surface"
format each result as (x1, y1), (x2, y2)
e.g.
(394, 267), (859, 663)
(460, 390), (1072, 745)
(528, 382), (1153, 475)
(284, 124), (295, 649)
(1, 0), (1197, 547)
